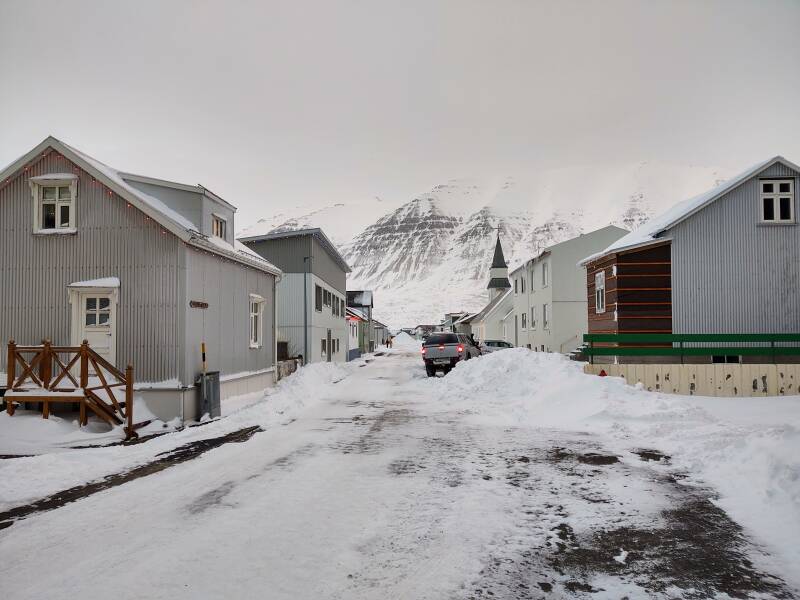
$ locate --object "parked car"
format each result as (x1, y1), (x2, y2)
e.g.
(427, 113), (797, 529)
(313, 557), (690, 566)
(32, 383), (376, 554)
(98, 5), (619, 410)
(479, 340), (513, 354)
(421, 333), (481, 377)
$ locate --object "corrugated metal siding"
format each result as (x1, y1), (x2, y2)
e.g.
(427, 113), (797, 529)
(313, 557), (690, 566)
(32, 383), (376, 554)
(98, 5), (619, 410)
(310, 237), (346, 292)
(246, 237), (312, 274)
(244, 236), (346, 292)
(182, 246), (276, 383)
(0, 151), (182, 381)
(669, 163), (800, 334)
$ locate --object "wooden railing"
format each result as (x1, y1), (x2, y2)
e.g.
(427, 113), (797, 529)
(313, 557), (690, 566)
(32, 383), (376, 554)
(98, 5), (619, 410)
(583, 333), (800, 363)
(6, 339), (136, 439)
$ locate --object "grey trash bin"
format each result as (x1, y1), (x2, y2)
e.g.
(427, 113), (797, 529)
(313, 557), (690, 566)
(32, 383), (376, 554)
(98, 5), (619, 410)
(196, 371), (221, 419)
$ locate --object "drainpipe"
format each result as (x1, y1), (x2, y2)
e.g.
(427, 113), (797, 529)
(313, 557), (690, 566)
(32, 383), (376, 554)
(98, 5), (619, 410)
(303, 256), (311, 365)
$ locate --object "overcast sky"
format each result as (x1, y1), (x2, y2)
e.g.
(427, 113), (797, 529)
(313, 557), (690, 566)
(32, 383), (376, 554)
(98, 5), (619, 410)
(2, 0), (799, 228)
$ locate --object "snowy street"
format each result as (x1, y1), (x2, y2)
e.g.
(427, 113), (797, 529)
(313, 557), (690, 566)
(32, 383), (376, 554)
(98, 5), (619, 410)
(1, 341), (799, 599)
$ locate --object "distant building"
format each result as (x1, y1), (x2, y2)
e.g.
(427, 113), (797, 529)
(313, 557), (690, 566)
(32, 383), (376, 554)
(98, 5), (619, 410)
(347, 290), (374, 352)
(346, 307), (368, 360)
(240, 228), (350, 364)
(413, 324), (436, 340)
(453, 313), (477, 335)
(511, 226), (627, 353)
(581, 156), (800, 358)
(442, 312), (470, 333)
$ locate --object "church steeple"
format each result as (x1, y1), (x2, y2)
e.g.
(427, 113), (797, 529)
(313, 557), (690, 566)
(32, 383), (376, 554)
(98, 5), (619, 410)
(486, 233), (511, 301)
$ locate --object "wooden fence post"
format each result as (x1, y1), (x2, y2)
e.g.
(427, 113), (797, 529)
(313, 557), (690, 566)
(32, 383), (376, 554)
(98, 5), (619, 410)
(125, 364), (134, 439)
(80, 340), (89, 390)
(6, 340), (16, 415)
(41, 339), (52, 390)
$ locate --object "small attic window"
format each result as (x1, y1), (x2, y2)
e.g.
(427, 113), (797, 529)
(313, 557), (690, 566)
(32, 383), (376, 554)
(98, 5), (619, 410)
(29, 175), (78, 233)
(760, 179), (794, 223)
(212, 215), (227, 239)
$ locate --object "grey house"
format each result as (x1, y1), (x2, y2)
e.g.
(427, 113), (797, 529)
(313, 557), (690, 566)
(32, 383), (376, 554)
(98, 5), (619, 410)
(0, 137), (281, 421)
(240, 228), (350, 363)
(582, 156), (800, 347)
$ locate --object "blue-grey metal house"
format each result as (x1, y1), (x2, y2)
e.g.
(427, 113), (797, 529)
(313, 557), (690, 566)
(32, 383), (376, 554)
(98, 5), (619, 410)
(0, 137), (282, 421)
(582, 155), (800, 349)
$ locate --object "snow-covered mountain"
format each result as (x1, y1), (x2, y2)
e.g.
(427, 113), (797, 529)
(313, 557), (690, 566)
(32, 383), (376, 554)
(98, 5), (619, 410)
(241, 162), (730, 329)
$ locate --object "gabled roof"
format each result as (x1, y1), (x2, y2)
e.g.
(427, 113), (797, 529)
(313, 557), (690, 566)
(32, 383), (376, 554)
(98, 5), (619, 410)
(0, 136), (281, 276)
(472, 289), (512, 324)
(580, 156), (800, 265)
(238, 227), (351, 273)
(491, 235), (508, 268)
(453, 313), (477, 325)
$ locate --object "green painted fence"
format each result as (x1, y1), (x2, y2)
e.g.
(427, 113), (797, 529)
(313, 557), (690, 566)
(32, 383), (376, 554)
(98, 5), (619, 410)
(582, 333), (800, 360)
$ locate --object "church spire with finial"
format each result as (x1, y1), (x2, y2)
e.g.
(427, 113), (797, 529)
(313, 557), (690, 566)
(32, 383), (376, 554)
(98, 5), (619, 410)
(486, 229), (511, 301)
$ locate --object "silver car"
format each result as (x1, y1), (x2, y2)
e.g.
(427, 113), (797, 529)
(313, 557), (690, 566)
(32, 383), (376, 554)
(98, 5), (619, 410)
(479, 339), (513, 354)
(422, 333), (481, 376)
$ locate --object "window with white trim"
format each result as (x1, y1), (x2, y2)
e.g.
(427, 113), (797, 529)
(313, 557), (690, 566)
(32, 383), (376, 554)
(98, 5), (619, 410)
(543, 303), (550, 329)
(249, 295), (265, 348)
(212, 215), (227, 239)
(530, 306), (537, 329)
(521, 311), (527, 329)
(542, 261), (549, 287)
(760, 179), (794, 222)
(595, 270), (606, 313)
(30, 177), (78, 232)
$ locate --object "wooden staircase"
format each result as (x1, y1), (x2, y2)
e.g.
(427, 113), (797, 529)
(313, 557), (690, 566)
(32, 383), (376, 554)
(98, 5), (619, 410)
(5, 339), (139, 439)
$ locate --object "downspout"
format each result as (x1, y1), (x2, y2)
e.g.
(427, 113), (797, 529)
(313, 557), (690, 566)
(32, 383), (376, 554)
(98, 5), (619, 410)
(303, 256), (311, 365)
(272, 274), (278, 379)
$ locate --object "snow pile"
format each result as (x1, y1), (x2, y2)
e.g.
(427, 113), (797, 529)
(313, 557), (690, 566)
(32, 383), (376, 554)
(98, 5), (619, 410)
(435, 349), (800, 577)
(386, 332), (420, 353)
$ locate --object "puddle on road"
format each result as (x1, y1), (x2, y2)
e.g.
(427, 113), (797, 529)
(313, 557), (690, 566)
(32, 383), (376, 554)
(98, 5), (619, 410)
(0, 426), (262, 530)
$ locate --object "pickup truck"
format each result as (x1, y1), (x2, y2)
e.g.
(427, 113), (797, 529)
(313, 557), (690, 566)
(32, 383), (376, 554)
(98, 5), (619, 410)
(421, 333), (481, 377)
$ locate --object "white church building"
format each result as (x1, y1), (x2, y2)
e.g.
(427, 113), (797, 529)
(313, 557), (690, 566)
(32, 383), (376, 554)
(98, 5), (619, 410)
(471, 235), (514, 343)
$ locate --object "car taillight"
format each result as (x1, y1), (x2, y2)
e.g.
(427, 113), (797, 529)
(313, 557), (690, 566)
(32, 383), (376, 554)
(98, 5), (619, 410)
(421, 347), (426, 354)
(457, 345), (464, 353)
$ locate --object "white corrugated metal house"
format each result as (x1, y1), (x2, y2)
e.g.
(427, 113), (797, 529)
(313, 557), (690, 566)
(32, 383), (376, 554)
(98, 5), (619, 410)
(240, 229), (350, 364)
(581, 156), (800, 351)
(510, 226), (627, 353)
(0, 137), (281, 422)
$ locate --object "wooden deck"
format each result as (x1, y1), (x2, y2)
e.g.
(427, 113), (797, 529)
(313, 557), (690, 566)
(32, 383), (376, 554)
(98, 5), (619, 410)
(5, 339), (139, 439)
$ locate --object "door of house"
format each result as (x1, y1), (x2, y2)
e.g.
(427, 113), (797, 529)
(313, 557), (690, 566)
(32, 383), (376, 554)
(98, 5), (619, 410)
(72, 291), (117, 366)
(326, 329), (332, 363)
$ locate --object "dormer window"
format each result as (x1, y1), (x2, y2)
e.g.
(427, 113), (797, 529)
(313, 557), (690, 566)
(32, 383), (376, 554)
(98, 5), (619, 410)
(29, 174), (77, 233)
(760, 179), (794, 223)
(212, 215), (227, 239)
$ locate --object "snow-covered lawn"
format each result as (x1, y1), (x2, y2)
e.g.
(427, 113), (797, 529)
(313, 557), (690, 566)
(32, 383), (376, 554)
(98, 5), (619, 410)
(0, 340), (798, 599)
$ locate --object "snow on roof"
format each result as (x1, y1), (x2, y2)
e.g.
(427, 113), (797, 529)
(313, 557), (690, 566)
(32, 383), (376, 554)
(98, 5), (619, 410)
(472, 289), (512, 323)
(346, 307), (367, 321)
(200, 235), (281, 274)
(348, 290), (373, 308)
(239, 227), (351, 273)
(0, 137), (281, 276)
(60, 140), (199, 233)
(68, 277), (120, 288)
(29, 173), (78, 181)
(580, 156), (798, 264)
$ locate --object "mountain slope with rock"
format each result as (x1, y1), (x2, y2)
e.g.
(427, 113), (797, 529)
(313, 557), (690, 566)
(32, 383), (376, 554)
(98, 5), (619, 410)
(243, 162), (729, 328)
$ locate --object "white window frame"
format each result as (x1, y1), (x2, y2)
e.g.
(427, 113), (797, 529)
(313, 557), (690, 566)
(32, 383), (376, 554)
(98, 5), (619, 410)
(249, 294), (265, 348)
(521, 311), (527, 330)
(542, 261), (549, 287)
(543, 303), (550, 330)
(760, 179), (794, 223)
(530, 306), (537, 330)
(595, 270), (606, 314)
(212, 214), (228, 239)
(29, 175), (78, 234)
